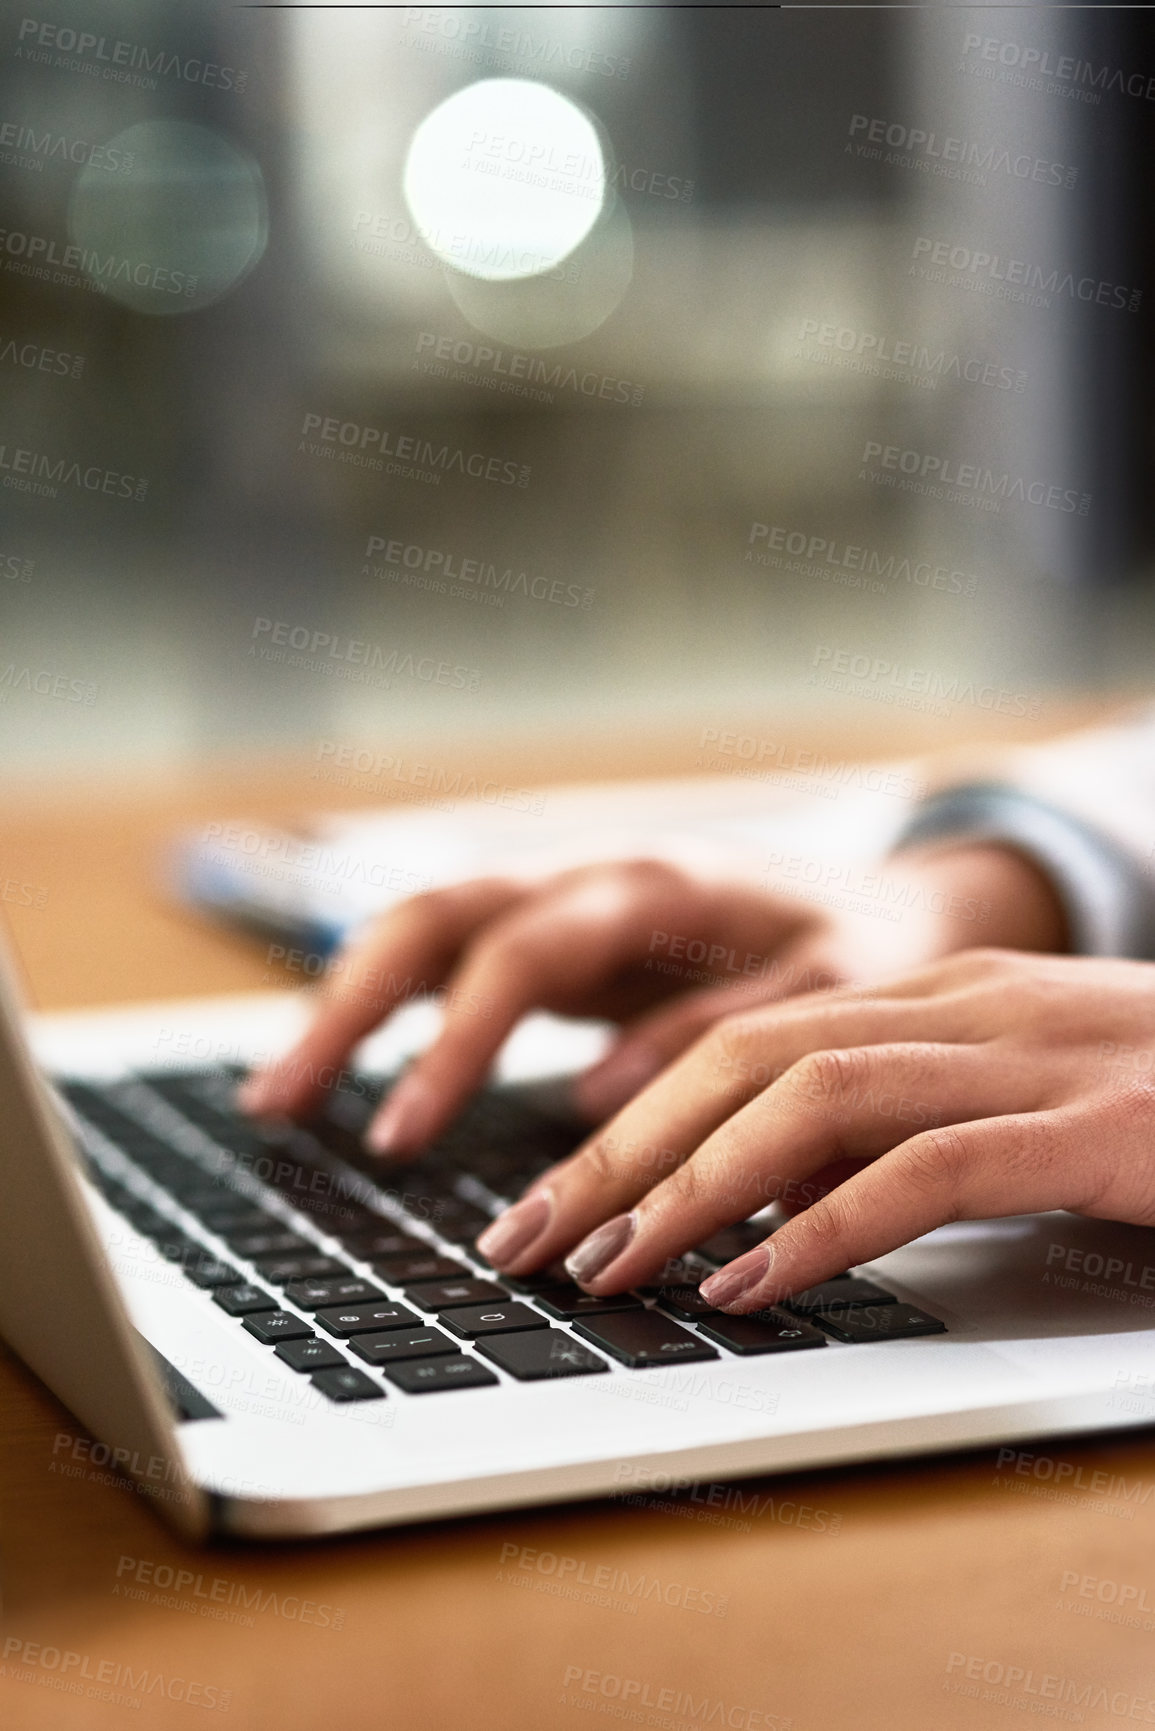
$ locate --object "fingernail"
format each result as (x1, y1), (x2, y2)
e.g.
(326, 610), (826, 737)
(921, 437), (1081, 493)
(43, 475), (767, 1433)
(366, 1076), (431, 1155)
(476, 1191), (552, 1267)
(700, 1244), (772, 1311)
(565, 1212), (636, 1287)
(573, 1047), (661, 1121)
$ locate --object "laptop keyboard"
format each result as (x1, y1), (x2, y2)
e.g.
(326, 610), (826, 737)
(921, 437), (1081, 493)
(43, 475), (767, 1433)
(56, 1067), (946, 1410)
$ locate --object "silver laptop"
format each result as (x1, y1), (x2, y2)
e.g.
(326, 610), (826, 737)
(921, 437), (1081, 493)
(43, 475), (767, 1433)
(5, 925), (1155, 1543)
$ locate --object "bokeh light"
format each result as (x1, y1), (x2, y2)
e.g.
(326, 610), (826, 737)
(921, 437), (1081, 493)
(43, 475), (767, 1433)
(402, 78), (606, 283)
(68, 120), (268, 316)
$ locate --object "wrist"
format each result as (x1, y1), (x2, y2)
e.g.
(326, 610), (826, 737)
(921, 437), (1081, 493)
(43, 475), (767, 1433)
(890, 841), (1069, 957)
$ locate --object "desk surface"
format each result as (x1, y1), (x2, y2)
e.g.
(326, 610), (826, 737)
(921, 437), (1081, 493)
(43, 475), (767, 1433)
(3, 755), (1155, 1731)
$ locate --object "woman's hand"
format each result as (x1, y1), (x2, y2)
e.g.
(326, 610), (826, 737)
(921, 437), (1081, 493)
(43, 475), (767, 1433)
(239, 844), (1065, 1155)
(474, 950), (1155, 1312)
(240, 857), (836, 1150)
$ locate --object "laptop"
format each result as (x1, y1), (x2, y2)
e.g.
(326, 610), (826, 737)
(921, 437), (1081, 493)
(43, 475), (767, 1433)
(5, 926), (1155, 1543)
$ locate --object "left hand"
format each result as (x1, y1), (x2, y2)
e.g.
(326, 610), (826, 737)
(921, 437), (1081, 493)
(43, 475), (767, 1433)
(475, 949), (1155, 1311)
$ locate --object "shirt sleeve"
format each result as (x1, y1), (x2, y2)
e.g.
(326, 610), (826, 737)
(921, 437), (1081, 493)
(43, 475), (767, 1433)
(894, 780), (1155, 959)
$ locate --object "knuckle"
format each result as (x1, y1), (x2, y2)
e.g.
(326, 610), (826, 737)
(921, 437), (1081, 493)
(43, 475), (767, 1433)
(665, 1153), (717, 1213)
(898, 1125), (972, 1194)
(711, 1009), (771, 1055)
(417, 875), (516, 920)
(576, 857), (685, 898)
(398, 886), (464, 927)
(787, 1195), (856, 1263)
(396, 886), (443, 920)
(619, 856), (685, 887)
(549, 858), (690, 934)
(701, 1011), (775, 1091)
(574, 1137), (629, 1189)
(1113, 1078), (1155, 1124)
(967, 946), (1014, 971)
(935, 946), (1017, 981)
(788, 1046), (871, 1111)
(1083, 1081), (1155, 1186)
(384, 883), (459, 939)
(1077, 1085), (1155, 1215)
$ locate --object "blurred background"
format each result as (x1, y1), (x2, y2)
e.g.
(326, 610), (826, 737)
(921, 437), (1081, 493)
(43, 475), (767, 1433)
(2, 0), (1155, 780)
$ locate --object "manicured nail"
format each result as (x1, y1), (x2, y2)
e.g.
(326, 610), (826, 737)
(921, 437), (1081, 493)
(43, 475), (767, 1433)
(476, 1191), (552, 1267)
(565, 1212), (636, 1287)
(366, 1076), (432, 1155)
(573, 1046), (662, 1120)
(700, 1244), (772, 1311)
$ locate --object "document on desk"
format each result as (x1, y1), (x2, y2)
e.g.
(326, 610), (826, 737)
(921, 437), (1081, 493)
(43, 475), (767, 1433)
(170, 769), (919, 957)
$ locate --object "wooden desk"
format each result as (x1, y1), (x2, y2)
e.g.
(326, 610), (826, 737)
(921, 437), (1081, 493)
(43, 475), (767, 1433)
(3, 758), (1155, 1731)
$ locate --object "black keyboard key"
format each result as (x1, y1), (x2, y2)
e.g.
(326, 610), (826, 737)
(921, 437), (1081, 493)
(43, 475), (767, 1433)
(440, 1302), (547, 1339)
(638, 1255), (713, 1291)
(696, 1312), (827, 1355)
(274, 1338), (346, 1373)
(475, 1330), (609, 1381)
(814, 1303), (946, 1344)
(242, 1310), (315, 1344)
(348, 1327), (457, 1365)
(573, 1311), (719, 1368)
(383, 1355), (499, 1394)
(316, 1301), (420, 1338)
(652, 1286), (722, 1321)
(371, 1252), (469, 1284)
(693, 1221), (775, 1265)
(339, 1225), (426, 1259)
(496, 1259), (572, 1293)
(311, 1366), (386, 1402)
(427, 1198), (494, 1243)
(284, 1276), (387, 1310)
(184, 1257), (245, 1290)
(533, 1284), (644, 1320)
(225, 1229), (313, 1258)
(783, 1278), (895, 1317)
(212, 1283), (278, 1316)
(252, 1254), (349, 1283)
(403, 1278), (508, 1311)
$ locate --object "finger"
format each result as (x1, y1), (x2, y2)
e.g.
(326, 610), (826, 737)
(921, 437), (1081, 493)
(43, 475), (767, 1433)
(477, 983), (1015, 1274)
(573, 976), (808, 1122)
(563, 1041), (1049, 1294)
(238, 878), (523, 1118)
(570, 931), (986, 1122)
(701, 1107), (1075, 1312)
(364, 872), (733, 1154)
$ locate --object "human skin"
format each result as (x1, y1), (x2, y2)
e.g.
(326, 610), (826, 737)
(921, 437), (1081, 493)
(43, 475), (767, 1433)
(240, 842), (1065, 1155)
(239, 841), (1150, 1308)
(475, 948), (1155, 1312)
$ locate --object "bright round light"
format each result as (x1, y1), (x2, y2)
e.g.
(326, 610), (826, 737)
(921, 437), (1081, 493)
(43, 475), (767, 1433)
(403, 79), (606, 282)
